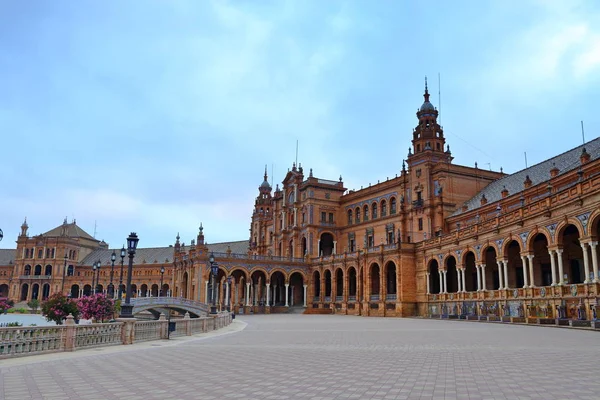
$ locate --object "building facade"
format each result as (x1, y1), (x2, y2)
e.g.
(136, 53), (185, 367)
(1, 85), (599, 321)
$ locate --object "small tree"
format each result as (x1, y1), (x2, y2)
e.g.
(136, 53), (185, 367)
(27, 299), (40, 314)
(77, 293), (115, 322)
(41, 294), (79, 325)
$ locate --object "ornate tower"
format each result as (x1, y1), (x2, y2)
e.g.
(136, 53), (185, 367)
(408, 78), (451, 163)
(250, 167), (274, 254)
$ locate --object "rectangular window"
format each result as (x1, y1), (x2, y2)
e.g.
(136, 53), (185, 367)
(350, 239), (355, 252)
(321, 212), (326, 223)
(38, 249), (43, 258)
(418, 218), (423, 231)
(387, 231), (393, 244)
(328, 213), (334, 224)
(45, 248), (50, 258)
(51, 248), (55, 258)
(368, 235), (374, 248)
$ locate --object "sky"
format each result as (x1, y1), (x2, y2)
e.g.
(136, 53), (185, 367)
(1, 0), (600, 249)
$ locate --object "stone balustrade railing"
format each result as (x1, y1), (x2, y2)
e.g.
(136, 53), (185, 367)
(0, 312), (233, 359)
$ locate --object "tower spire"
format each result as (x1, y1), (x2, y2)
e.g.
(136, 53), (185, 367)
(424, 76), (430, 102)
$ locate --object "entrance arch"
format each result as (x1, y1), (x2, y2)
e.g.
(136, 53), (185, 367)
(20, 283), (29, 301)
(335, 268), (343, 300)
(560, 224), (584, 284)
(270, 271), (286, 306)
(313, 271), (321, 301)
(34, 265), (42, 276)
(532, 233), (551, 286)
(32, 283), (40, 300)
(250, 270), (267, 308)
(324, 270), (332, 300)
(289, 272), (304, 306)
(151, 284), (159, 297)
(504, 240), (523, 288)
(0, 284), (8, 297)
(348, 267), (357, 299)
(464, 252), (477, 291)
(385, 261), (396, 298)
(483, 247), (499, 290)
(370, 263), (380, 299)
(83, 284), (92, 296)
(42, 283), (50, 300)
(428, 260), (440, 294)
(70, 284), (80, 298)
(445, 256), (458, 293)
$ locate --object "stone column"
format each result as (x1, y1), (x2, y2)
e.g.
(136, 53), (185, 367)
(456, 269), (462, 293)
(496, 261), (503, 290)
(266, 283), (270, 307)
(549, 250), (557, 286)
(285, 283), (290, 306)
(333, 241), (337, 255)
(303, 284), (307, 307)
(521, 256), (529, 288)
(253, 284), (258, 306)
(273, 284), (278, 305)
(245, 282), (251, 306)
(438, 270), (444, 293)
(527, 254), (535, 287)
(590, 242), (599, 283)
(442, 270), (447, 293)
(476, 265), (481, 291)
(581, 242), (591, 283)
(461, 268), (466, 292)
(556, 249), (565, 285)
(500, 260), (507, 289)
(426, 273), (430, 294)
(225, 280), (230, 309)
(205, 281), (209, 303)
(481, 265), (487, 291)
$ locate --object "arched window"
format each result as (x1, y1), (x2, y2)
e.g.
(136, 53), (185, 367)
(347, 209), (353, 225)
(390, 197), (397, 214)
(355, 207), (360, 224)
(371, 202), (377, 219)
(363, 205), (369, 222)
(381, 200), (387, 217)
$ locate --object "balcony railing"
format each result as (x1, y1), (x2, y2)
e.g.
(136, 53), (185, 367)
(369, 295), (380, 301)
(19, 275), (52, 280)
(324, 296), (331, 302)
(209, 252), (305, 263)
(386, 294), (397, 301)
(348, 296), (356, 302)
(335, 296), (343, 302)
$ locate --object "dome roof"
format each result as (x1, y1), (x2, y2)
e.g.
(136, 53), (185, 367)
(260, 179), (271, 189)
(420, 101), (435, 112)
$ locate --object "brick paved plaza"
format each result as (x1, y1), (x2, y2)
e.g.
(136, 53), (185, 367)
(1, 315), (599, 400)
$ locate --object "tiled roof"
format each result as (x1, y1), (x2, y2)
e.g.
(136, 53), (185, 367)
(43, 222), (97, 241)
(453, 137), (600, 216)
(80, 240), (249, 266)
(0, 249), (16, 265)
(207, 240), (249, 254)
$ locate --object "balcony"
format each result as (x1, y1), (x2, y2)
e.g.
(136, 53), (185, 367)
(20, 275), (52, 280)
(369, 295), (380, 301)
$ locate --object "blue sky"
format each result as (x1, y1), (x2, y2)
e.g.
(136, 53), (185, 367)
(1, 0), (599, 249)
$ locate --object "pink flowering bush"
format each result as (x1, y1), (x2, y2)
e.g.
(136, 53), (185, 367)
(41, 294), (79, 325)
(77, 293), (115, 322)
(0, 298), (12, 313)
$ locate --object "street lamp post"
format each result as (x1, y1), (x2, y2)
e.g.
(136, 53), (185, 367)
(61, 252), (68, 295)
(119, 233), (139, 318)
(117, 246), (126, 300)
(226, 276), (232, 312)
(92, 262), (97, 295)
(95, 260), (101, 294)
(159, 266), (165, 297)
(209, 253), (218, 314)
(108, 251), (116, 298)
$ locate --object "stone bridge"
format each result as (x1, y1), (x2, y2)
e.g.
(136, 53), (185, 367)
(130, 297), (209, 318)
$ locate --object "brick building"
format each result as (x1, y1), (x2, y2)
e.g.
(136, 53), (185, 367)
(1, 84), (599, 321)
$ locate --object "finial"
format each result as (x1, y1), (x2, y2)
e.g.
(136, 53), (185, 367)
(500, 166), (503, 173)
(309, 168), (313, 178)
(402, 160), (406, 171)
(264, 165), (268, 180)
(425, 76), (428, 93)
(63, 216), (68, 225)
(199, 223), (203, 235)
(339, 175), (342, 182)
(176, 232), (180, 240)
(424, 76), (430, 101)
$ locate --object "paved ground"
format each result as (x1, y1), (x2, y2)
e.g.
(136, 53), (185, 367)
(1, 316), (599, 400)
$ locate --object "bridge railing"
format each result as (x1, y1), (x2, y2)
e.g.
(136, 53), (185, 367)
(130, 297), (209, 314)
(0, 312), (233, 359)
